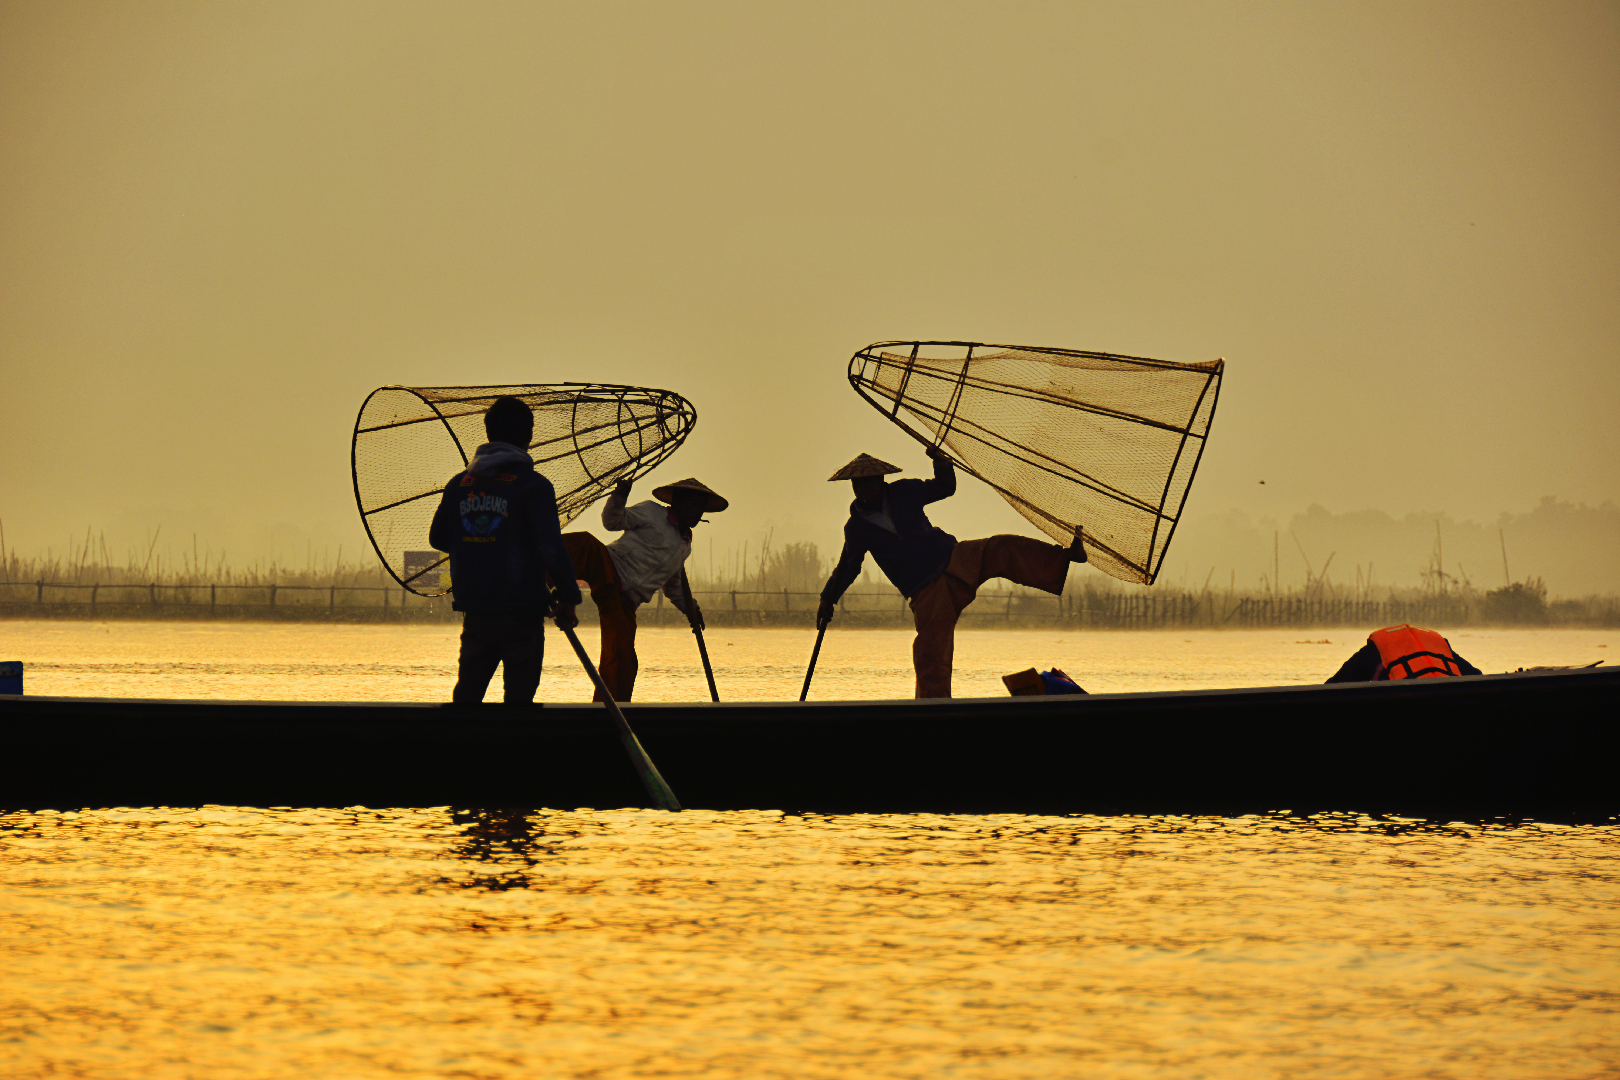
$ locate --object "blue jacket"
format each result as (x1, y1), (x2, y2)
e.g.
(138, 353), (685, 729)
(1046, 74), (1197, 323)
(428, 443), (583, 615)
(821, 457), (958, 602)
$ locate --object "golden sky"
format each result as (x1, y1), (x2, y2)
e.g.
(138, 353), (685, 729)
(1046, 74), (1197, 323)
(1, 0), (1616, 577)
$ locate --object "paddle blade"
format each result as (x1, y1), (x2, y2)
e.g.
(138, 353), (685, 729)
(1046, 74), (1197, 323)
(559, 625), (681, 811)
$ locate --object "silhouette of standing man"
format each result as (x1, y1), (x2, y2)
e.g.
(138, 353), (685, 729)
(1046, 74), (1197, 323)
(429, 396), (582, 704)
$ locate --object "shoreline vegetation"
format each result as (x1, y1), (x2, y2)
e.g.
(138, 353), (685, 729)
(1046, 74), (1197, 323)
(2, 542), (1615, 629)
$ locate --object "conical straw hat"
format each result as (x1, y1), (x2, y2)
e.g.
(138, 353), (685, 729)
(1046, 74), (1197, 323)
(828, 453), (901, 482)
(652, 477), (729, 512)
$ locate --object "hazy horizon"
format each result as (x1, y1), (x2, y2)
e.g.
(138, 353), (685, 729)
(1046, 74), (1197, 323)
(3, 2), (1616, 593)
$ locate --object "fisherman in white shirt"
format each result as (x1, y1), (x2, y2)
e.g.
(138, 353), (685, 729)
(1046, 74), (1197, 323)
(560, 477), (728, 701)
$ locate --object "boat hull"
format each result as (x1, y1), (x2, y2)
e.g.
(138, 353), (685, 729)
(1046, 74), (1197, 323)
(3, 669), (1616, 819)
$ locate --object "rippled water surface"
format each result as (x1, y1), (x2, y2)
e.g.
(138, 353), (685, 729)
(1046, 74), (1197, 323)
(2, 807), (1616, 1079)
(2, 622), (1616, 1076)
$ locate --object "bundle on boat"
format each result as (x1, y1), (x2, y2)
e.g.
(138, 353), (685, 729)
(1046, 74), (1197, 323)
(352, 383), (696, 596)
(848, 341), (1222, 585)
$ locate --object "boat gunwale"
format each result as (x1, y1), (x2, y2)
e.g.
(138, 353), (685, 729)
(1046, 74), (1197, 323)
(1, 666), (1612, 724)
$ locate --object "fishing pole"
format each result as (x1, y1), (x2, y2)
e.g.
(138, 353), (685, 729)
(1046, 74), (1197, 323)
(800, 623), (827, 702)
(680, 569), (719, 702)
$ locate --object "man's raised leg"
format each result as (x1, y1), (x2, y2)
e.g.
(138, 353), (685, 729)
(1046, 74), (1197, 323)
(954, 535), (1069, 596)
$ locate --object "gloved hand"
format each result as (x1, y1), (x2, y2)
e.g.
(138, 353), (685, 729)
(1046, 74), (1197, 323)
(613, 479), (633, 499)
(685, 599), (706, 632)
(816, 598), (836, 630)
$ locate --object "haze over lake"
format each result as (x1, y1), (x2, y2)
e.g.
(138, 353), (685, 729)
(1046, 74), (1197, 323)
(2, 1), (1616, 593)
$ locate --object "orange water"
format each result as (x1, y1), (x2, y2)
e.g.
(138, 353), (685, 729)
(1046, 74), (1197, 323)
(1, 807), (1615, 1079)
(1, 620), (1610, 700)
(1, 622), (1616, 1078)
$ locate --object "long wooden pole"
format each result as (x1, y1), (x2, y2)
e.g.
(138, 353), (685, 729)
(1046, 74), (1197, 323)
(692, 627), (719, 701)
(558, 622), (681, 811)
(800, 624), (827, 702)
(680, 570), (718, 701)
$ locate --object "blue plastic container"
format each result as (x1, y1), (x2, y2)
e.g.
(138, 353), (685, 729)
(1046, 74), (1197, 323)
(0, 661), (21, 695)
(1039, 668), (1086, 695)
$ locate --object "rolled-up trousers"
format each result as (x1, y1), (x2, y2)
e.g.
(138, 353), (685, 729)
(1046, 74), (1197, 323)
(908, 535), (1070, 699)
(562, 533), (639, 702)
(453, 611), (545, 705)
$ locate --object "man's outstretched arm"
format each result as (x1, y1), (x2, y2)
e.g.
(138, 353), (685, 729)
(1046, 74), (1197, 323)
(601, 480), (632, 531)
(673, 569), (704, 631)
(918, 447), (956, 504)
(530, 480), (583, 612)
(816, 535), (866, 628)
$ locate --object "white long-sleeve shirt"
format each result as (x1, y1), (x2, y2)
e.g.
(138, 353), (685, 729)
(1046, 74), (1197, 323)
(603, 490), (691, 608)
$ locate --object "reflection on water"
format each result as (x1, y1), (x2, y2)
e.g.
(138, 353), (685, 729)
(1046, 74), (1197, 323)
(2, 806), (1615, 1078)
(442, 808), (564, 892)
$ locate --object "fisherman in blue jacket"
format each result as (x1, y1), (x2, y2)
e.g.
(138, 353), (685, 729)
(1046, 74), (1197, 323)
(816, 449), (1086, 698)
(429, 396), (583, 705)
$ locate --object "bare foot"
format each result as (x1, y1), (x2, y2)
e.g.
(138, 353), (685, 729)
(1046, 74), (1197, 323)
(1068, 527), (1088, 564)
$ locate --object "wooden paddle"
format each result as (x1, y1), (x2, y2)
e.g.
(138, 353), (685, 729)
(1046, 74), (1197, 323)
(557, 619), (681, 811)
(680, 570), (719, 702)
(800, 623), (827, 702)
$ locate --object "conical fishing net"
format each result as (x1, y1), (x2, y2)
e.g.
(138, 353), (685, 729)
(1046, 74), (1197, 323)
(849, 342), (1222, 585)
(352, 383), (697, 596)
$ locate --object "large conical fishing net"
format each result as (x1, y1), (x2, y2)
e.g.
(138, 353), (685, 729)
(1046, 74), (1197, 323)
(353, 383), (697, 596)
(849, 342), (1222, 585)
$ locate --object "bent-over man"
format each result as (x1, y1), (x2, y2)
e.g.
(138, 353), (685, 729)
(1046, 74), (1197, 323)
(1326, 624), (1481, 682)
(428, 396), (582, 705)
(815, 448), (1087, 698)
(562, 477), (727, 701)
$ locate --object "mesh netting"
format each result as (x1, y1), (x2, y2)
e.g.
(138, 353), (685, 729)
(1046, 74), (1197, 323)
(849, 342), (1222, 585)
(352, 383), (697, 596)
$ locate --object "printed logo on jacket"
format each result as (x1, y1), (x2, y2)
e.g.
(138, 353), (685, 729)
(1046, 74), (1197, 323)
(459, 491), (509, 542)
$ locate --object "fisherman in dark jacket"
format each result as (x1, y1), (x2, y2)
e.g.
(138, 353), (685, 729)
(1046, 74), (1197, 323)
(815, 449), (1087, 698)
(429, 396), (583, 705)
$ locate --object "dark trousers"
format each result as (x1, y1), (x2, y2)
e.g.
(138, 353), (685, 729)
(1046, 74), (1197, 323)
(453, 611), (546, 704)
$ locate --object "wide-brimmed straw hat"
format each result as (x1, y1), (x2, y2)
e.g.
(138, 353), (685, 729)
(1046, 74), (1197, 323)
(828, 453), (901, 482)
(652, 477), (729, 512)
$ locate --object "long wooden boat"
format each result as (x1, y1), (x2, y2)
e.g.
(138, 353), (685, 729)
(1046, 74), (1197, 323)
(3, 667), (1616, 819)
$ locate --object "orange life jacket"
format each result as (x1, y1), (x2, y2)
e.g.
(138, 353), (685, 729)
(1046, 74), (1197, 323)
(1368, 624), (1464, 680)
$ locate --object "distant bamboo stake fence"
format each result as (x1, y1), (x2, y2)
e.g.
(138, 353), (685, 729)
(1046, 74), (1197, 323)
(0, 580), (427, 617)
(7, 580), (1610, 628)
